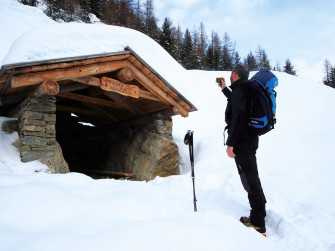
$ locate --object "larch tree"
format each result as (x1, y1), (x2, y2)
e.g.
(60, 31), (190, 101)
(221, 32), (233, 70)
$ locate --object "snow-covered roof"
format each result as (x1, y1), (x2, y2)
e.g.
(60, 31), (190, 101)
(0, 0), (194, 105)
(0, 0), (197, 123)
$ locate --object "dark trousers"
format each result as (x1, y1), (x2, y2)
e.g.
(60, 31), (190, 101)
(234, 137), (266, 227)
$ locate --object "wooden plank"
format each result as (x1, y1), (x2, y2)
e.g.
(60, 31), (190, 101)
(88, 170), (134, 178)
(101, 76), (140, 98)
(103, 91), (145, 115)
(57, 92), (122, 108)
(66, 76), (161, 102)
(127, 62), (189, 117)
(11, 60), (128, 88)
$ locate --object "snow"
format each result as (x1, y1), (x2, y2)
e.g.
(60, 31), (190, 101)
(1, 1), (335, 250)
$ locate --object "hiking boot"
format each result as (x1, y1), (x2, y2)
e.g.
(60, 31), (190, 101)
(240, 217), (266, 237)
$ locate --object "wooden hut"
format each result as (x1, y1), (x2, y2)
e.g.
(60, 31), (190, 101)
(0, 47), (197, 180)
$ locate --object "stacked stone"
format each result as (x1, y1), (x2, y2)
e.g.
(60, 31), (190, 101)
(148, 113), (173, 139)
(12, 96), (57, 162)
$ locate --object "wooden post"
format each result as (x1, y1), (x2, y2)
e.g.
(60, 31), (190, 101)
(33, 80), (60, 97)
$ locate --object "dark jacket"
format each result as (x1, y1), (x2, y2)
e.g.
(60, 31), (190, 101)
(222, 78), (257, 147)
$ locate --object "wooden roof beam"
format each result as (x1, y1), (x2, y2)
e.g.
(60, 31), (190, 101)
(127, 62), (189, 117)
(56, 104), (104, 117)
(57, 92), (122, 109)
(32, 80), (59, 97)
(11, 60), (127, 88)
(71, 75), (163, 103)
(103, 91), (145, 115)
(83, 103), (119, 122)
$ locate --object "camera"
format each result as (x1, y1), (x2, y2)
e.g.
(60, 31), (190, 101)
(216, 77), (222, 84)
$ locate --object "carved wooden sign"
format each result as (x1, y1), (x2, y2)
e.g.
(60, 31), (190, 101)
(100, 76), (139, 98)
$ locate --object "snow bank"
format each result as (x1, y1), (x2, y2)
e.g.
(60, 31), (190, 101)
(0, 117), (48, 175)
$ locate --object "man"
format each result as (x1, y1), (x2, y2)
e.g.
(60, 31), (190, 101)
(219, 65), (267, 236)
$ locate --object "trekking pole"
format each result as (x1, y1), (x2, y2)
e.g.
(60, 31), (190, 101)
(184, 130), (197, 212)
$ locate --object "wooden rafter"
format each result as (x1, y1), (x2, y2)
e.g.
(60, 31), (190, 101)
(57, 92), (122, 109)
(11, 60), (127, 88)
(56, 104), (103, 117)
(127, 62), (189, 117)
(138, 89), (161, 102)
(103, 91), (145, 115)
(83, 103), (118, 121)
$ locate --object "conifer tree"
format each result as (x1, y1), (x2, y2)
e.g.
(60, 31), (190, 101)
(283, 58), (296, 75)
(233, 51), (241, 67)
(198, 22), (208, 69)
(205, 45), (215, 70)
(19, 0), (38, 6)
(325, 64), (335, 88)
(133, 0), (145, 32)
(330, 66), (335, 88)
(255, 46), (271, 70)
(221, 32), (233, 70)
(180, 29), (195, 69)
(159, 18), (176, 58)
(211, 32), (222, 70)
(101, 0), (119, 25)
(323, 59), (331, 85)
(89, 0), (105, 19)
(143, 0), (161, 42)
(173, 24), (183, 64)
(191, 27), (202, 69)
(77, 0), (91, 23)
(244, 51), (257, 71)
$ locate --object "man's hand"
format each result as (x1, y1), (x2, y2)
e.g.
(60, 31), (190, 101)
(226, 146), (236, 158)
(219, 77), (226, 90)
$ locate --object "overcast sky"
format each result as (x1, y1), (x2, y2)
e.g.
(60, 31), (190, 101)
(155, 0), (335, 82)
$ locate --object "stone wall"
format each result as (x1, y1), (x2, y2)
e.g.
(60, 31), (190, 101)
(101, 112), (179, 181)
(10, 96), (69, 173)
(6, 95), (179, 180)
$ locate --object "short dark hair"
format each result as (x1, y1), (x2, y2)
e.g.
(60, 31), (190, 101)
(232, 65), (249, 80)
